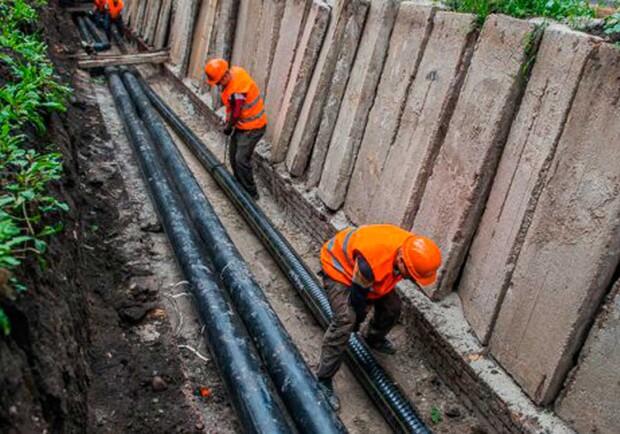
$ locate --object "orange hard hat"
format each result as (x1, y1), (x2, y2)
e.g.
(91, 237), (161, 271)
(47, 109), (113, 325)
(402, 235), (442, 287)
(205, 58), (229, 86)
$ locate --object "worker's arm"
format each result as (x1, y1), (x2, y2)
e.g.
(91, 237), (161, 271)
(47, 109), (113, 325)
(349, 253), (374, 328)
(224, 93), (246, 134)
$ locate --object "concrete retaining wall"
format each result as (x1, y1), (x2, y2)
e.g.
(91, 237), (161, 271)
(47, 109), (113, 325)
(129, 1), (620, 430)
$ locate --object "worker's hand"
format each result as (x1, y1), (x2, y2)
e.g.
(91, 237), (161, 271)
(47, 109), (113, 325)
(349, 286), (369, 330)
(223, 125), (234, 136)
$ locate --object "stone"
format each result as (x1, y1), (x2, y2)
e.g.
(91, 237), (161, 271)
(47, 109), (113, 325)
(411, 15), (538, 300)
(206, 0), (240, 105)
(268, 0), (331, 162)
(250, 0), (286, 91)
(169, 0), (200, 75)
(305, 0), (398, 189)
(489, 43), (620, 405)
(556, 280), (620, 433)
(458, 26), (598, 344)
(353, 11), (477, 227)
(152, 375), (168, 391)
(187, 0), (219, 84)
(153, 0), (173, 50)
(284, 0), (369, 170)
(264, 0), (309, 143)
(318, 3), (434, 210)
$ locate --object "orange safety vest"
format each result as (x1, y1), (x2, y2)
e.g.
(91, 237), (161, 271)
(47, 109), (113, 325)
(320, 225), (413, 299)
(220, 67), (267, 130)
(107, 0), (123, 19)
(94, 0), (106, 11)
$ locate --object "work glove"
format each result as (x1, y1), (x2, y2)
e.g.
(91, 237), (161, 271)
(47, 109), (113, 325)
(223, 125), (234, 136)
(349, 285), (369, 332)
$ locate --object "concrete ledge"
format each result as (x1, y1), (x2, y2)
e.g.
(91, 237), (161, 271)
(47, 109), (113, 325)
(159, 62), (575, 434)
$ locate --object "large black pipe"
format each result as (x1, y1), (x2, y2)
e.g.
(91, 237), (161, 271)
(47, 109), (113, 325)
(138, 74), (431, 433)
(83, 14), (110, 47)
(120, 69), (347, 434)
(105, 68), (293, 434)
(76, 16), (109, 51)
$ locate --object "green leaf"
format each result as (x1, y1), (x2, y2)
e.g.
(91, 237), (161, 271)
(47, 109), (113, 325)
(431, 407), (442, 425)
(0, 308), (10, 336)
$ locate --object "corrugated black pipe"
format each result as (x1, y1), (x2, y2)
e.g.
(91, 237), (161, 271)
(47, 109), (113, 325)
(83, 14), (110, 47)
(120, 69), (347, 434)
(76, 16), (109, 51)
(105, 68), (293, 434)
(138, 73), (431, 434)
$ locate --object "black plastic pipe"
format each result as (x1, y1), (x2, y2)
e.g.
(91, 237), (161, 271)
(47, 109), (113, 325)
(138, 74), (432, 434)
(105, 68), (293, 434)
(76, 16), (109, 51)
(84, 14), (110, 47)
(120, 69), (347, 434)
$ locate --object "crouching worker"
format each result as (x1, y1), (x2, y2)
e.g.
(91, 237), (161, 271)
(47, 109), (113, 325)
(204, 58), (266, 200)
(93, 0), (106, 27)
(104, 0), (124, 41)
(316, 224), (442, 411)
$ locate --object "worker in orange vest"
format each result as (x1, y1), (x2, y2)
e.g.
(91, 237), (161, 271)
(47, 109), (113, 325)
(316, 224), (442, 411)
(93, 0), (106, 26)
(103, 0), (124, 41)
(204, 58), (267, 200)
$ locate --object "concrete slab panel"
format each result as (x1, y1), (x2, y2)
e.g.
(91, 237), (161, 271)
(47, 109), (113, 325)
(489, 43), (620, 405)
(133, 0), (148, 34)
(188, 0), (219, 83)
(251, 0), (286, 91)
(318, 3), (434, 211)
(410, 15), (537, 300)
(556, 279), (620, 433)
(305, 0), (398, 189)
(458, 26), (598, 344)
(349, 11), (476, 226)
(169, 0), (200, 75)
(144, 0), (162, 44)
(153, 0), (173, 49)
(284, 0), (369, 171)
(231, 0), (250, 67)
(264, 0), (309, 143)
(206, 0), (240, 105)
(242, 0), (265, 72)
(269, 0), (331, 162)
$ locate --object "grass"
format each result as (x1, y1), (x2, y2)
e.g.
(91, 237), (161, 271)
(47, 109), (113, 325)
(442, 0), (597, 23)
(0, 0), (71, 335)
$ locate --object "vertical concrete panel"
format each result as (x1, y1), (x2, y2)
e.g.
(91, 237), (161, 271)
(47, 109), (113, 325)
(133, 0), (148, 34)
(318, 3), (433, 211)
(264, 0), (309, 144)
(188, 0), (219, 84)
(169, 0), (200, 75)
(411, 15), (537, 300)
(284, 0), (369, 170)
(144, 0), (163, 44)
(305, 0), (399, 189)
(269, 1), (331, 161)
(459, 27), (597, 344)
(251, 0), (286, 91)
(153, 0), (173, 49)
(489, 44), (620, 405)
(231, 0), (250, 67)
(556, 279), (620, 433)
(348, 11), (476, 225)
(243, 0), (265, 71)
(206, 0), (240, 105)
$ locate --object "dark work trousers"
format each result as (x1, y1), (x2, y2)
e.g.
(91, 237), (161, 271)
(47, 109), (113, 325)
(316, 275), (402, 379)
(103, 14), (123, 41)
(228, 127), (265, 197)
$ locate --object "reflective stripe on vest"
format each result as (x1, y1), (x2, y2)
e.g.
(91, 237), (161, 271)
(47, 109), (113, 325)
(242, 92), (262, 111)
(325, 228), (357, 274)
(239, 109), (266, 124)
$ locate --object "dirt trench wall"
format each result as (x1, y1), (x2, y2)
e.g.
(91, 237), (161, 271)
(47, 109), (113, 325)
(129, 1), (620, 431)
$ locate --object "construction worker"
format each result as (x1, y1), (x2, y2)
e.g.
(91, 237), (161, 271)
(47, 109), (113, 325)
(93, 0), (106, 27)
(204, 58), (267, 200)
(103, 0), (124, 41)
(316, 224), (442, 411)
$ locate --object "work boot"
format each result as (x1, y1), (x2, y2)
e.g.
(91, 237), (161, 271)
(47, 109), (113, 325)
(317, 377), (341, 412)
(367, 337), (397, 355)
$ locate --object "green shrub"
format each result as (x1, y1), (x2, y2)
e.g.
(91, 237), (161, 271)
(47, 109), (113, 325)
(442, 0), (595, 22)
(0, 0), (71, 335)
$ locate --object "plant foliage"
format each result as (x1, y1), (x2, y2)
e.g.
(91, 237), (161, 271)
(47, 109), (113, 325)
(0, 0), (70, 335)
(442, 0), (596, 22)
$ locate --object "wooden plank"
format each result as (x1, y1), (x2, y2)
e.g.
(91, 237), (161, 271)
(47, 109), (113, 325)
(77, 51), (170, 68)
